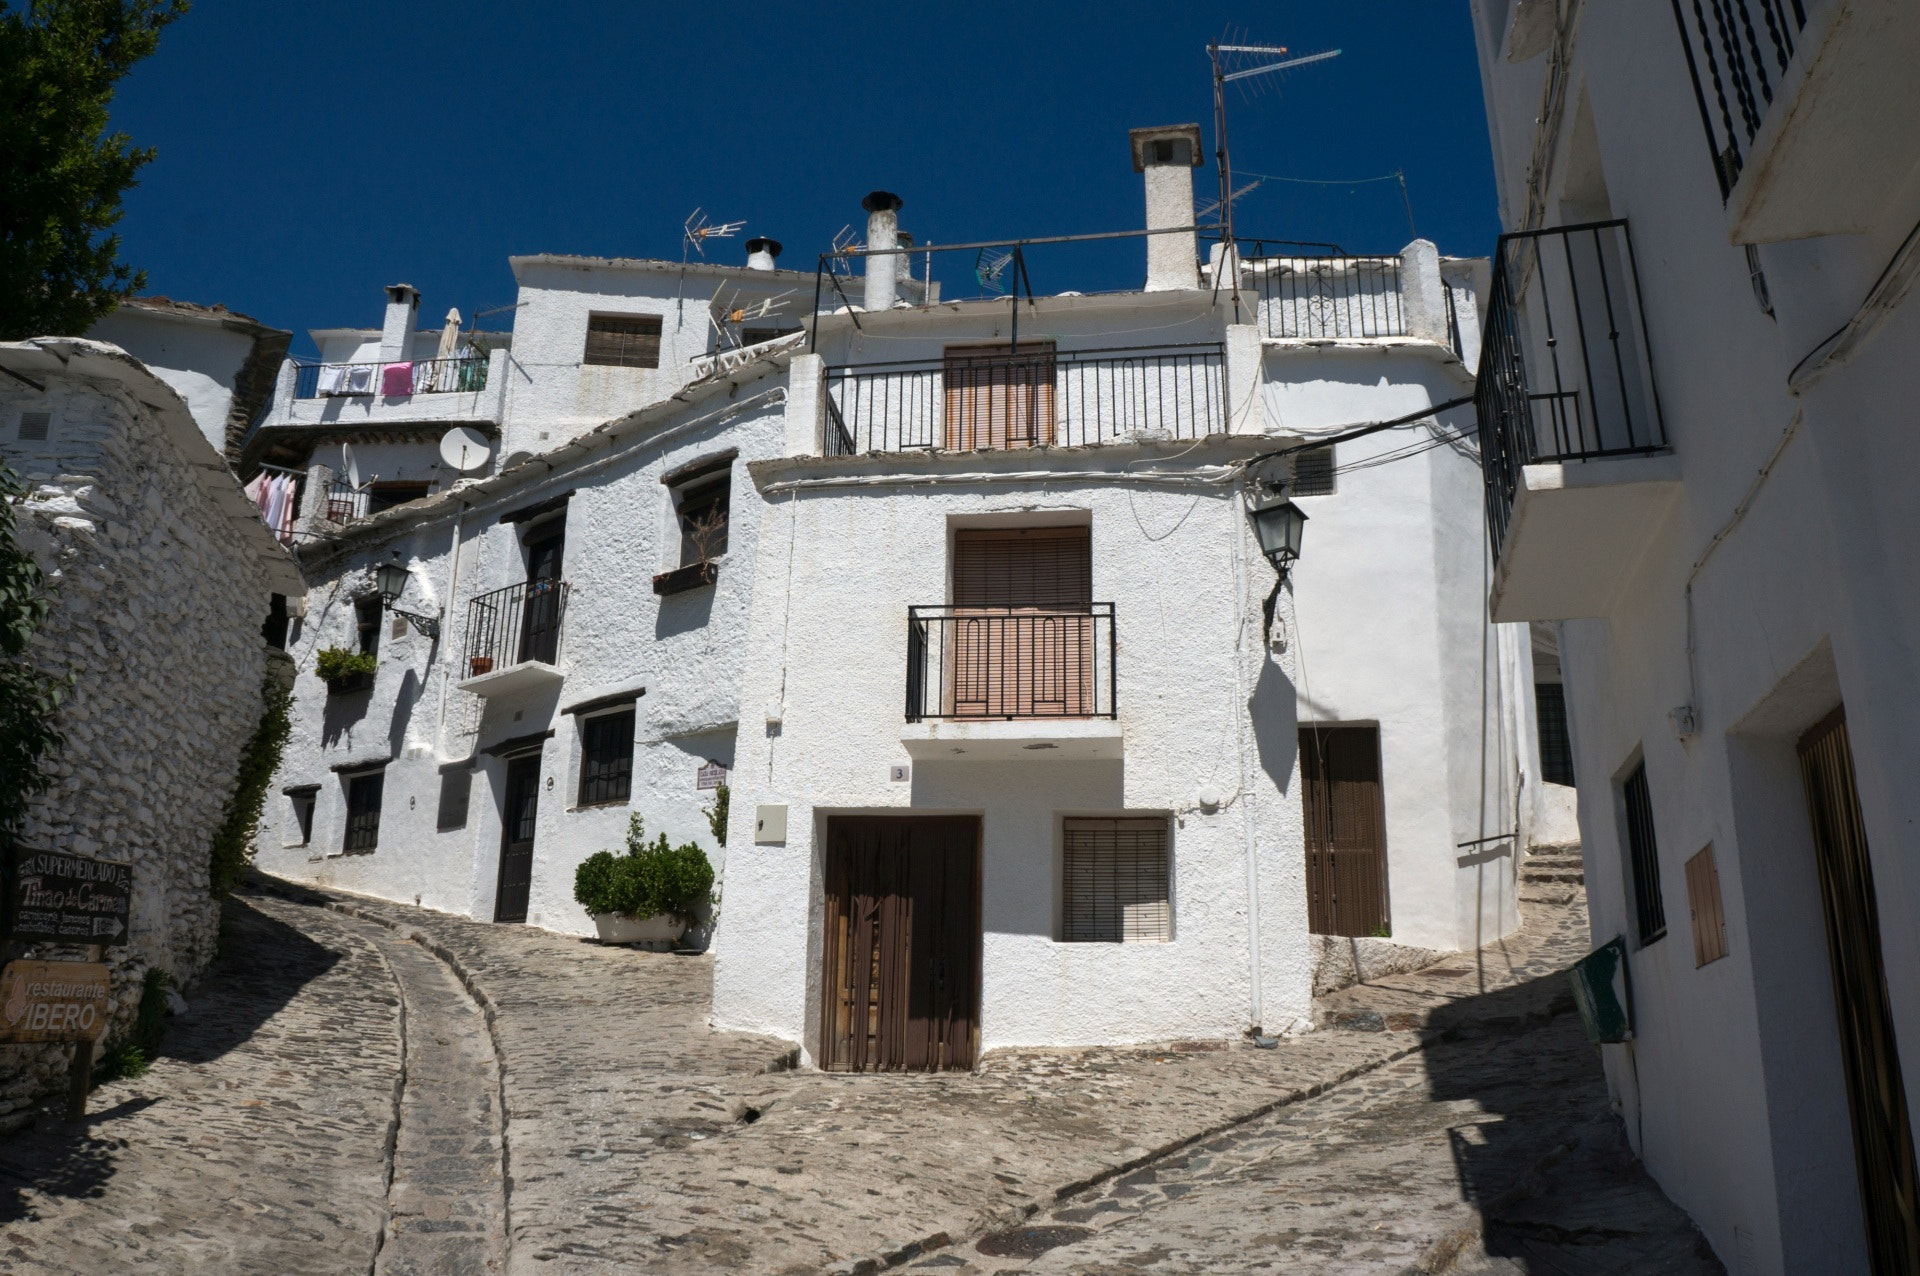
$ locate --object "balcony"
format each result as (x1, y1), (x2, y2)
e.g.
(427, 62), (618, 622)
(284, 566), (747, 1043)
(293, 355), (490, 399)
(1674, 0), (1920, 240)
(900, 604), (1121, 761)
(823, 344), (1224, 456)
(1478, 220), (1679, 623)
(1241, 249), (1408, 340)
(457, 579), (569, 696)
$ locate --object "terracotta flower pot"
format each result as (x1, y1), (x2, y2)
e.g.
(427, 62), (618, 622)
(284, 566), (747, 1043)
(468, 656), (495, 677)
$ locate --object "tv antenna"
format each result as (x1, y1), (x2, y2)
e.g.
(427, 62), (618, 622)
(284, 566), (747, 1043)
(974, 247), (1013, 296)
(828, 225), (859, 274)
(683, 208), (746, 261)
(1208, 38), (1342, 279)
(1196, 176), (1265, 222)
(708, 286), (798, 350)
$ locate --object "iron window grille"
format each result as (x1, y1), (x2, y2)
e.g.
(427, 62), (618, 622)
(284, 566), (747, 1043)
(1535, 683), (1576, 787)
(343, 770), (385, 854)
(1622, 760), (1667, 946)
(1062, 817), (1172, 943)
(577, 709), (635, 807)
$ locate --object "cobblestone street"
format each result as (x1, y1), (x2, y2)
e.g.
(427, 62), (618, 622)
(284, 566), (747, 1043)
(0, 877), (1720, 1274)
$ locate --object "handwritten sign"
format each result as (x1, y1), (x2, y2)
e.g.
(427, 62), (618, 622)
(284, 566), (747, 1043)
(0, 961), (110, 1043)
(10, 849), (132, 944)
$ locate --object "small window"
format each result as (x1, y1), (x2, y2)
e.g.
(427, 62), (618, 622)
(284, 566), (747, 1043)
(1291, 446), (1336, 496)
(436, 768), (472, 831)
(287, 788), (318, 845)
(1621, 760), (1666, 946)
(262, 593), (291, 650)
(366, 481), (431, 515)
(584, 313), (663, 369)
(673, 467), (730, 567)
(577, 709), (635, 807)
(1685, 844), (1728, 967)
(741, 327), (801, 347)
(17, 411), (51, 442)
(354, 596), (382, 657)
(343, 770), (385, 853)
(1535, 682), (1575, 786)
(1062, 817), (1171, 943)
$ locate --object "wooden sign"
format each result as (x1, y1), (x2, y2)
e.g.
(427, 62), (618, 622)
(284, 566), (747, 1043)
(10, 849), (132, 944)
(0, 961), (110, 1043)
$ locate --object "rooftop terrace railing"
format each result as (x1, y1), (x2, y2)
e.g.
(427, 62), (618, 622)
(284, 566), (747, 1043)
(292, 355), (489, 400)
(1235, 245), (1409, 340)
(824, 343), (1226, 456)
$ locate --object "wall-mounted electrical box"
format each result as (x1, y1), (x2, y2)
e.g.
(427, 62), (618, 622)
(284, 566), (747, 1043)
(754, 804), (787, 844)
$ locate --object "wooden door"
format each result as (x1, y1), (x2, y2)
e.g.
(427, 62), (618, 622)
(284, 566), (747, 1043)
(494, 754), (540, 923)
(521, 527), (565, 665)
(1797, 709), (1920, 1273)
(943, 343), (1056, 451)
(1300, 726), (1390, 937)
(819, 816), (980, 1072)
(949, 527), (1094, 718)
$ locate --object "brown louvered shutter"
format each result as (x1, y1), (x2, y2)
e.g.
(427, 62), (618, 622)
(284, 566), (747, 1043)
(584, 314), (663, 368)
(1062, 817), (1171, 942)
(949, 528), (1093, 717)
(943, 343), (1056, 450)
(1300, 726), (1389, 936)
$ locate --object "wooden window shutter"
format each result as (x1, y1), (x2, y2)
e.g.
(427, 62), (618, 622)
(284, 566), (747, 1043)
(943, 343), (1056, 451)
(1062, 817), (1171, 942)
(584, 314), (663, 368)
(1684, 843), (1728, 967)
(951, 527), (1090, 608)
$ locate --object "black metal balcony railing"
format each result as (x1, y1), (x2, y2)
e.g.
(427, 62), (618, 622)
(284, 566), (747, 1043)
(463, 579), (569, 678)
(906, 604), (1117, 721)
(292, 355), (489, 400)
(325, 479), (365, 523)
(824, 344), (1225, 457)
(1239, 248), (1408, 340)
(1671, 0), (1809, 201)
(1477, 220), (1668, 558)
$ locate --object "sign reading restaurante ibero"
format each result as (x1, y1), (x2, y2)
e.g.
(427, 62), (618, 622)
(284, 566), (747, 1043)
(10, 849), (132, 944)
(0, 961), (111, 1043)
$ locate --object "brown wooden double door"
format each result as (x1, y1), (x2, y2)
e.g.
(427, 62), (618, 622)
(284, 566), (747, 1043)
(820, 816), (981, 1072)
(1300, 726), (1390, 937)
(1797, 709), (1920, 1273)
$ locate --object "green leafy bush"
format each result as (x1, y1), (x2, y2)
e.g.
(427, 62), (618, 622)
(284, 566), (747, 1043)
(208, 667), (293, 895)
(704, 782), (729, 847)
(315, 646), (376, 681)
(95, 966), (170, 1084)
(574, 815), (715, 921)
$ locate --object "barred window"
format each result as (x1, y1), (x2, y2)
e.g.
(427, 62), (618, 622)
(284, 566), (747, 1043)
(343, 770), (384, 853)
(1291, 445), (1335, 496)
(1535, 682), (1575, 786)
(577, 709), (634, 807)
(1062, 817), (1171, 943)
(584, 313), (662, 368)
(1622, 760), (1666, 946)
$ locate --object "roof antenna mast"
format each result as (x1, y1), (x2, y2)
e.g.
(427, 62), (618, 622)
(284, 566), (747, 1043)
(1207, 36), (1342, 302)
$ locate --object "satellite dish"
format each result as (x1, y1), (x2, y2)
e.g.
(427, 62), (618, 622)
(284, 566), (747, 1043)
(341, 441), (360, 488)
(439, 426), (492, 473)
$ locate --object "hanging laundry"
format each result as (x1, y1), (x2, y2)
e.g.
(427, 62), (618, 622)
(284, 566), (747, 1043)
(274, 475), (298, 542)
(316, 364), (348, 396)
(342, 364), (375, 395)
(381, 362), (414, 396)
(245, 473), (269, 514)
(412, 360), (438, 394)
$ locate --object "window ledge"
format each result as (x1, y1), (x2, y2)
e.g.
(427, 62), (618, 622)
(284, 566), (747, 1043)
(571, 798), (631, 812)
(653, 561), (720, 596)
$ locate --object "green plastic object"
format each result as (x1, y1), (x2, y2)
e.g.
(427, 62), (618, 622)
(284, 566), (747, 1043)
(1569, 936), (1633, 1044)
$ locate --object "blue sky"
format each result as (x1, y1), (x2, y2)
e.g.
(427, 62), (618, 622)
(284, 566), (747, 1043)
(109, 1), (1498, 352)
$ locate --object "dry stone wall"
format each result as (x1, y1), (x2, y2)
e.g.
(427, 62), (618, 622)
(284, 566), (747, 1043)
(1, 375), (276, 1125)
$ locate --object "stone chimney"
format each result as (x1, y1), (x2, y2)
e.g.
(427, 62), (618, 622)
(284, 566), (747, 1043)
(380, 284), (420, 360)
(1129, 126), (1203, 291)
(745, 237), (782, 271)
(861, 191), (904, 310)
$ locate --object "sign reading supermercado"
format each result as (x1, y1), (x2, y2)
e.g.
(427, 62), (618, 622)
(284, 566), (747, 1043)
(0, 961), (110, 1042)
(10, 849), (131, 944)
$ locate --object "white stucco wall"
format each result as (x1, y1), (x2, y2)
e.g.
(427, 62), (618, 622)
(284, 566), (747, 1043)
(88, 309), (259, 454)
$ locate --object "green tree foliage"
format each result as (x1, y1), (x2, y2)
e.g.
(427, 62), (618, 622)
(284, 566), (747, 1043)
(0, 464), (68, 855)
(704, 782), (728, 847)
(0, 0), (189, 339)
(574, 815), (716, 922)
(207, 669), (292, 895)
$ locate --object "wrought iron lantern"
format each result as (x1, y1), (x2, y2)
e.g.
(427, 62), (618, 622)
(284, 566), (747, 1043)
(1247, 488), (1308, 575)
(375, 552), (440, 640)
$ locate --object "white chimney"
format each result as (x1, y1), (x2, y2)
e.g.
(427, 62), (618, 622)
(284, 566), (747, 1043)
(380, 283), (420, 360)
(862, 191), (903, 310)
(1130, 126), (1203, 291)
(745, 237), (782, 271)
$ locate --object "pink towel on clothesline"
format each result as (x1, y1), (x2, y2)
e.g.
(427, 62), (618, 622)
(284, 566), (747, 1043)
(381, 362), (414, 396)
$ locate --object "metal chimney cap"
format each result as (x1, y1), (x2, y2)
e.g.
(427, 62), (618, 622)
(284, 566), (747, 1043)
(861, 191), (904, 213)
(1129, 124), (1204, 172)
(744, 237), (783, 258)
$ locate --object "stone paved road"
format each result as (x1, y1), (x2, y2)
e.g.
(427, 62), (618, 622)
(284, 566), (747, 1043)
(0, 878), (1721, 1274)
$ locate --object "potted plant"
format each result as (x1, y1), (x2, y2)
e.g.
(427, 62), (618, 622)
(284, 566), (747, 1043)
(652, 508), (727, 596)
(316, 646), (377, 695)
(468, 655), (495, 677)
(574, 815), (716, 946)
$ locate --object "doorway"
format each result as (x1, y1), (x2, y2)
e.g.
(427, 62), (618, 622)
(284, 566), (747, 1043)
(819, 816), (981, 1072)
(1796, 708), (1920, 1273)
(494, 753), (540, 923)
(1300, 725), (1390, 936)
(948, 526), (1095, 719)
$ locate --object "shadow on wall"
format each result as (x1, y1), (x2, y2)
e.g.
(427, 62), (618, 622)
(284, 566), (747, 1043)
(386, 668), (423, 759)
(320, 677), (372, 749)
(655, 584), (716, 639)
(0, 891), (343, 1223)
(1249, 657), (1301, 793)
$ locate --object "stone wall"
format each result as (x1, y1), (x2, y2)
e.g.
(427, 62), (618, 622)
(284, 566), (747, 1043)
(1, 371), (277, 1124)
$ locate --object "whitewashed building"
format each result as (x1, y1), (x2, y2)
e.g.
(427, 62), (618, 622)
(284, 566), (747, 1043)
(1470, 1), (1920, 1270)
(254, 125), (1561, 1067)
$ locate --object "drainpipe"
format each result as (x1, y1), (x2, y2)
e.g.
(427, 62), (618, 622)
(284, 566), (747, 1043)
(862, 191), (903, 311)
(433, 499), (467, 758)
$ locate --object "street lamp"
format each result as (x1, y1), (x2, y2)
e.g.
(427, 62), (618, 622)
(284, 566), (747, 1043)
(1247, 487), (1308, 578)
(375, 552), (440, 640)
